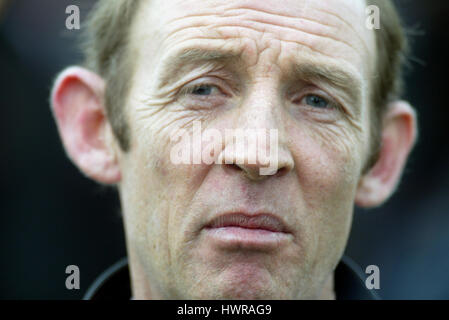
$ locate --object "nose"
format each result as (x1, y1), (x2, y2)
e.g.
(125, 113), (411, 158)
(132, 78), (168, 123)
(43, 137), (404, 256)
(233, 148), (294, 181)
(218, 86), (294, 181)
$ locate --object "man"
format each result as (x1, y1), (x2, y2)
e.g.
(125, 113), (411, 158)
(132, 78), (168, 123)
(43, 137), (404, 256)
(51, 0), (416, 299)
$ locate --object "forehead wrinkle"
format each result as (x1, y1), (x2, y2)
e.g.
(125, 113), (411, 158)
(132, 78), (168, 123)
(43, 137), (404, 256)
(161, 14), (363, 65)
(140, 0), (375, 69)
(175, 1), (370, 56)
(138, 1), (374, 83)
(159, 26), (362, 75)
(217, 6), (363, 57)
(313, 6), (375, 70)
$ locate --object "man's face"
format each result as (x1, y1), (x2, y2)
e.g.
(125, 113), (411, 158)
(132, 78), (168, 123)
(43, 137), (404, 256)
(118, 0), (376, 299)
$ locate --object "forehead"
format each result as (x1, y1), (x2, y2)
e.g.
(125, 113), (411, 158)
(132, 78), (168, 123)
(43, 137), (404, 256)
(130, 0), (375, 82)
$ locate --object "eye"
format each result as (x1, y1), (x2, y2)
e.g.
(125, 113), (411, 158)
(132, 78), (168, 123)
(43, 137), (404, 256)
(178, 81), (229, 110)
(189, 84), (220, 96)
(303, 94), (330, 108)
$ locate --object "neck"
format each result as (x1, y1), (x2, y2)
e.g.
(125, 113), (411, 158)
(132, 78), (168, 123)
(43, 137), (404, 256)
(317, 273), (336, 300)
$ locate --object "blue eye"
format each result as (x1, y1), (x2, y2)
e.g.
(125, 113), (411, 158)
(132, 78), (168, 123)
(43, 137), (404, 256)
(305, 94), (329, 108)
(191, 85), (214, 96)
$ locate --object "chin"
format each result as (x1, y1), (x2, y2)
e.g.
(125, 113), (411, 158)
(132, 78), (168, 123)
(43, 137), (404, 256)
(192, 285), (279, 300)
(190, 267), (294, 300)
(204, 284), (294, 300)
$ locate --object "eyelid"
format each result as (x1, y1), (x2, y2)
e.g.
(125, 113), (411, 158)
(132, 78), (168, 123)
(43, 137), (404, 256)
(179, 76), (233, 97)
(291, 87), (344, 111)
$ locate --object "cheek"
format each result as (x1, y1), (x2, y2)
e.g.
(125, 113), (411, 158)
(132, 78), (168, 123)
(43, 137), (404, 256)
(290, 125), (363, 210)
(118, 128), (173, 252)
(288, 126), (364, 273)
(121, 119), (209, 262)
(291, 126), (361, 231)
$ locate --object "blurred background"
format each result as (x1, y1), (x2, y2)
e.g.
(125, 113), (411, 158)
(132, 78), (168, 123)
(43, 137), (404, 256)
(0, 0), (448, 299)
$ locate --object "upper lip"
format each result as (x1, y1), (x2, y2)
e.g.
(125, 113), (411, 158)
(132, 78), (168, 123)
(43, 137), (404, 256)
(205, 213), (290, 233)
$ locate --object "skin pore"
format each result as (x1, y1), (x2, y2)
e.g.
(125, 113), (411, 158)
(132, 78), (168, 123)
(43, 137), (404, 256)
(51, 0), (417, 300)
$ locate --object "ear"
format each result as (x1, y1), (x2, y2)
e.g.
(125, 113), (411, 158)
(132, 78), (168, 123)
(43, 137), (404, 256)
(50, 66), (121, 184)
(355, 101), (417, 208)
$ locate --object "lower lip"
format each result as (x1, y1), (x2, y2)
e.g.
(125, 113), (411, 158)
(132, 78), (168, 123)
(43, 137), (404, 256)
(203, 226), (291, 250)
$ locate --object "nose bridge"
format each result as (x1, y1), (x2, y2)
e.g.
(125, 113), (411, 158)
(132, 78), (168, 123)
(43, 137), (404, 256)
(238, 36), (283, 130)
(219, 80), (294, 180)
(238, 79), (279, 130)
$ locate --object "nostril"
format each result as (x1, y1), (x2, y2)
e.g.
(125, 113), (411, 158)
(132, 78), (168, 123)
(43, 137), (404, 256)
(223, 163), (241, 172)
(222, 163), (290, 178)
(274, 166), (289, 178)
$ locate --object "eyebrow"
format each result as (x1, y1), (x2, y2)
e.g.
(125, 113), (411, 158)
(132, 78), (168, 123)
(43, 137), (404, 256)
(291, 62), (363, 113)
(157, 48), (241, 87)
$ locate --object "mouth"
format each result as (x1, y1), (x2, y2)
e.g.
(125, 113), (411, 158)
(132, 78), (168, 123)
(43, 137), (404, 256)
(203, 213), (292, 250)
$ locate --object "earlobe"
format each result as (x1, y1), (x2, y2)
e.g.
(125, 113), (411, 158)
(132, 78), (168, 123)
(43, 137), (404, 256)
(355, 101), (417, 208)
(51, 66), (121, 184)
